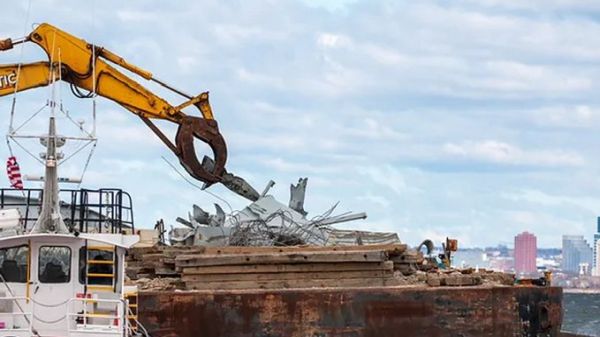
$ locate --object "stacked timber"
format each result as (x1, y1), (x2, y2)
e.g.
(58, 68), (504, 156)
(390, 249), (423, 275)
(126, 246), (206, 279)
(126, 244), (508, 291)
(175, 244), (407, 290)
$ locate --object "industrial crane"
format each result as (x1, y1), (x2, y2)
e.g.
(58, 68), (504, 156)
(0, 23), (258, 200)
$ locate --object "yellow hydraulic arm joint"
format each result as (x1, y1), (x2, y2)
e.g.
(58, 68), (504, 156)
(0, 23), (226, 185)
(94, 47), (153, 81)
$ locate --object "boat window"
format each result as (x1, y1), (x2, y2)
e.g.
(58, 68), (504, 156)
(0, 245), (28, 283)
(79, 248), (117, 285)
(39, 246), (71, 283)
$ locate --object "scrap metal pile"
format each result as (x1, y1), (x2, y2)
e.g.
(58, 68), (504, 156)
(169, 178), (399, 247)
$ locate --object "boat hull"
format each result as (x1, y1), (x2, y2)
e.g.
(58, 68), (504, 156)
(138, 285), (563, 337)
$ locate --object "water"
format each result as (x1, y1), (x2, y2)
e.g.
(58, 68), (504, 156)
(563, 293), (600, 336)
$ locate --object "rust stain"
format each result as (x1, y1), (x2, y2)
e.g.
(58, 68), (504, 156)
(139, 286), (563, 337)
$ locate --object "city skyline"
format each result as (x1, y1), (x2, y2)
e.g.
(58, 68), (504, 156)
(594, 217), (600, 276)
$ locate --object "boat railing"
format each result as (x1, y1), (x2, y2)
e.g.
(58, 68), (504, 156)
(0, 187), (135, 234)
(0, 296), (33, 333)
(66, 297), (126, 335)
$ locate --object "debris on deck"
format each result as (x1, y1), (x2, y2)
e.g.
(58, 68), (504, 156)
(167, 177), (400, 247)
(126, 244), (517, 291)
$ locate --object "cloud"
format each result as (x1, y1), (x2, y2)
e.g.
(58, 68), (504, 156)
(503, 189), (600, 214)
(443, 140), (584, 167)
(302, 0), (360, 12)
(317, 33), (352, 48)
(116, 10), (159, 23)
(356, 193), (390, 208)
(358, 165), (423, 196)
(261, 157), (337, 175)
(530, 105), (600, 129)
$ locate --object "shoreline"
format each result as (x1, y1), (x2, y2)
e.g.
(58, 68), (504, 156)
(562, 288), (600, 294)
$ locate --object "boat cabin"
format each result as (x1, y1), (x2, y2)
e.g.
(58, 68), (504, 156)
(0, 232), (139, 337)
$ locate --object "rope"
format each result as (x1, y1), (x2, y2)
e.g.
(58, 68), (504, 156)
(11, 103), (48, 134)
(8, 98), (16, 135)
(47, 29), (57, 89)
(29, 297), (70, 307)
(77, 141), (97, 189)
(59, 138), (95, 165)
(0, 272), (36, 335)
(10, 0), (33, 98)
(160, 156), (234, 214)
(57, 48), (63, 109)
(7, 0), (34, 152)
(10, 138), (44, 165)
(128, 307), (151, 337)
(30, 297), (68, 324)
(5, 136), (14, 158)
(57, 105), (95, 139)
(91, 0), (97, 96)
(91, 0), (98, 137)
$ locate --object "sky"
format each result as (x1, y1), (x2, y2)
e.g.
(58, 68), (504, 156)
(1, 0), (600, 248)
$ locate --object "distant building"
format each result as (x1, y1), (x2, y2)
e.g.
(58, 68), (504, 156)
(594, 217), (600, 276)
(488, 256), (513, 272)
(562, 235), (593, 275)
(536, 256), (560, 271)
(453, 248), (490, 269)
(595, 240), (600, 277)
(514, 232), (537, 274)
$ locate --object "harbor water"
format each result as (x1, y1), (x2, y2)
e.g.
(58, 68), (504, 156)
(563, 292), (600, 336)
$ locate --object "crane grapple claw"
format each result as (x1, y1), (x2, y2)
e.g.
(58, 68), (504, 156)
(0, 39), (14, 51)
(175, 115), (227, 185)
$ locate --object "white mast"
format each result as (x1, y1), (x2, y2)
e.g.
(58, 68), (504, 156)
(30, 70), (68, 234)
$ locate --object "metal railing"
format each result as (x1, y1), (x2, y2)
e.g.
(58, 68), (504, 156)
(66, 297), (126, 335)
(0, 296), (33, 333)
(0, 188), (134, 234)
(0, 296), (135, 336)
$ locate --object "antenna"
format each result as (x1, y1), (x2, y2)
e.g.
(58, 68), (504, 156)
(7, 47), (98, 233)
(31, 66), (68, 233)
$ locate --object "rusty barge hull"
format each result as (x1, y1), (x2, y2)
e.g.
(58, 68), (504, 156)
(139, 285), (563, 337)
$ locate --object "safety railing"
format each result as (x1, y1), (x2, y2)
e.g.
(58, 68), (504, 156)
(0, 188), (135, 234)
(0, 296), (33, 333)
(66, 297), (126, 335)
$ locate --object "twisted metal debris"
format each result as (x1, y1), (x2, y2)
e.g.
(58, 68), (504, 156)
(169, 178), (399, 247)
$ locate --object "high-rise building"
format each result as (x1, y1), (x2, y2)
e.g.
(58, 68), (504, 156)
(514, 231), (537, 274)
(594, 217), (600, 276)
(562, 235), (594, 274)
(595, 240), (600, 276)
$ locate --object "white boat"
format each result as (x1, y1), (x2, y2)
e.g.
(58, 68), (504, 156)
(0, 113), (141, 336)
(0, 232), (139, 337)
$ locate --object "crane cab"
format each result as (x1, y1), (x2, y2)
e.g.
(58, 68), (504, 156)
(0, 232), (138, 337)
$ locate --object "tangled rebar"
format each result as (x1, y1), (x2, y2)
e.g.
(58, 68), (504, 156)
(228, 209), (332, 247)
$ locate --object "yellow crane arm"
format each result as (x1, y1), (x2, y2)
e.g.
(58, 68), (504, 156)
(0, 62), (50, 95)
(0, 23), (226, 185)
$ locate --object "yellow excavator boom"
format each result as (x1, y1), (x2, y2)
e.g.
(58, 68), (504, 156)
(0, 62), (50, 94)
(0, 23), (226, 185)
